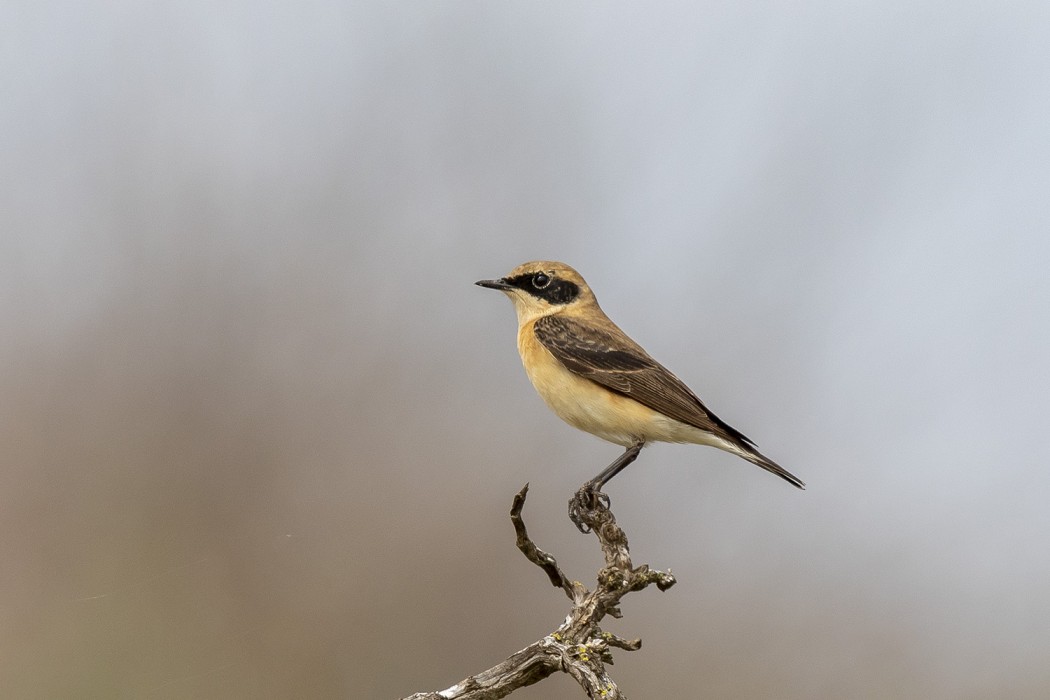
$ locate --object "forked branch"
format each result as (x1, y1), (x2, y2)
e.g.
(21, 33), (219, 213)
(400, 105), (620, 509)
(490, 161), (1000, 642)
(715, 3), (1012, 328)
(400, 484), (676, 700)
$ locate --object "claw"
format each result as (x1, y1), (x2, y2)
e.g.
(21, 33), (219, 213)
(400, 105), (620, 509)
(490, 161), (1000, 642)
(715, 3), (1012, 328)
(594, 490), (610, 509)
(568, 485), (611, 533)
(569, 505), (591, 533)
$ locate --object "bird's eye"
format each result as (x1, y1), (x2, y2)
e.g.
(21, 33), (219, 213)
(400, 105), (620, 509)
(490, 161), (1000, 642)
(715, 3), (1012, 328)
(532, 273), (551, 289)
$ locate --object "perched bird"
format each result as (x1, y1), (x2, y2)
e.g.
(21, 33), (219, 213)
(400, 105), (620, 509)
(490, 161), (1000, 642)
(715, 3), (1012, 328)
(476, 261), (804, 507)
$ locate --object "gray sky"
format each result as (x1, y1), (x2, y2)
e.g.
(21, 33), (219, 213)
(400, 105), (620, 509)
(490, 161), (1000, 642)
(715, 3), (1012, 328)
(3, 2), (1050, 698)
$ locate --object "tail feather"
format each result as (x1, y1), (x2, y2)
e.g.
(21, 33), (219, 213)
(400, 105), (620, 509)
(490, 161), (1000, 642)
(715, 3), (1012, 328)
(740, 446), (805, 489)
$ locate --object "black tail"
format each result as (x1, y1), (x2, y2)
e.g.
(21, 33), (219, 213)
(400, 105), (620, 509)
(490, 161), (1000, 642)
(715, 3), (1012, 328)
(739, 446), (805, 489)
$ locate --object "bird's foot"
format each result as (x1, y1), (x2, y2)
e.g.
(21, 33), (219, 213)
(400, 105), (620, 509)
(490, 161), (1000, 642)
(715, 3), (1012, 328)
(568, 482), (610, 534)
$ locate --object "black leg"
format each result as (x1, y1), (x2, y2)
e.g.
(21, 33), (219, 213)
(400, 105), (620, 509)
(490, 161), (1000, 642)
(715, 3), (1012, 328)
(569, 442), (644, 533)
(586, 442), (644, 491)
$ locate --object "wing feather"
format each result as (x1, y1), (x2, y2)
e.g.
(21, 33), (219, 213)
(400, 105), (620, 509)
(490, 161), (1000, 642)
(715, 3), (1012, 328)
(533, 315), (755, 448)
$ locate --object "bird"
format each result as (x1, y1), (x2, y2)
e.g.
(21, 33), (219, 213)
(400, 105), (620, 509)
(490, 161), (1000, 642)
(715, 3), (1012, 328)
(476, 260), (804, 516)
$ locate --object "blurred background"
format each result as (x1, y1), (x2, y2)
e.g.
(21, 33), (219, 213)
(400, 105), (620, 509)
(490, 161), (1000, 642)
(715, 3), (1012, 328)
(3, 2), (1049, 698)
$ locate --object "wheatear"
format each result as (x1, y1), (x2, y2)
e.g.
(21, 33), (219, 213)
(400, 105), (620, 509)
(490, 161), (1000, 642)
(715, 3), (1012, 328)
(477, 260), (804, 507)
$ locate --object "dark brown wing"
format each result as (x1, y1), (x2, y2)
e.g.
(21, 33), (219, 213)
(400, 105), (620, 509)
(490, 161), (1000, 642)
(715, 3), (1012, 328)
(533, 315), (756, 448)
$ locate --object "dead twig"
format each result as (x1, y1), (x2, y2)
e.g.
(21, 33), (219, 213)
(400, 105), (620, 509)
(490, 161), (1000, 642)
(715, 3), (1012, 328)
(400, 484), (676, 699)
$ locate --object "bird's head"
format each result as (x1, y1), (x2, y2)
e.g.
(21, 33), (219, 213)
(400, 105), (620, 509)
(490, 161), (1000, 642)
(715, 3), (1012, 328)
(476, 260), (597, 324)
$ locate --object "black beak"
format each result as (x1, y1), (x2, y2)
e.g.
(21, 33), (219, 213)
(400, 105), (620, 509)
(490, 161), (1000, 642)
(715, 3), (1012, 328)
(476, 278), (513, 290)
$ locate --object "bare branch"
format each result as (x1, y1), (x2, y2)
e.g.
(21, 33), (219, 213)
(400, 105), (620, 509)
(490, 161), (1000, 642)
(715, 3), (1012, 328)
(510, 484), (579, 601)
(400, 485), (676, 699)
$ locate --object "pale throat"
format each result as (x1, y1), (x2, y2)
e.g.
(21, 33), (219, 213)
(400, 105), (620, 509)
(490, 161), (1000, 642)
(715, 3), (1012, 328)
(506, 293), (556, 327)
